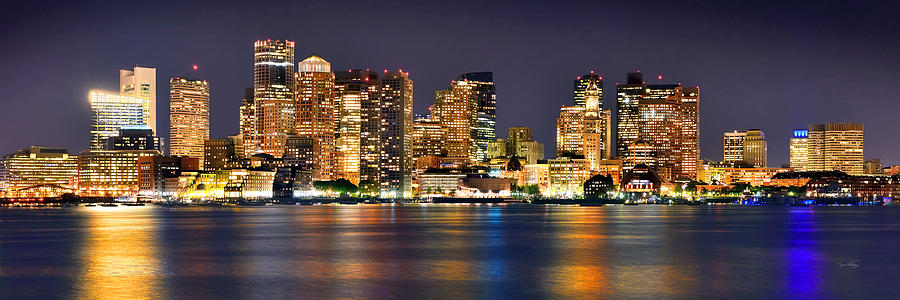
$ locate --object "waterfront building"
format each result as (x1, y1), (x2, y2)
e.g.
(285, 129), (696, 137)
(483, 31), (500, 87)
(239, 88), (259, 158)
(137, 155), (199, 200)
(204, 136), (245, 170)
(105, 127), (163, 152)
(701, 167), (792, 186)
(417, 168), (483, 197)
(616, 72), (700, 180)
(622, 164), (662, 199)
(583, 174), (615, 201)
(547, 157), (591, 197)
(804, 173), (900, 199)
(120, 66), (157, 133)
(596, 159), (624, 186)
(457, 175), (516, 198)
(455, 72), (495, 162)
(254, 39), (295, 157)
(434, 80), (477, 163)
(0, 146), (77, 198)
(76, 150), (158, 197)
(295, 54), (336, 181)
(175, 169), (275, 200)
(89, 91), (149, 150)
(864, 159), (884, 175)
(789, 129), (809, 171)
(168, 77), (209, 160)
(334, 69), (380, 183)
(885, 166), (900, 176)
(281, 135), (315, 192)
(806, 123), (864, 175)
(523, 161), (550, 194)
(379, 70), (414, 198)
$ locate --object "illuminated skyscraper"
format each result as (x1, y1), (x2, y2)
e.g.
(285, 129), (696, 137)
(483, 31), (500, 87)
(168, 77), (209, 160)
(615, 72), (645, 156)
(455, 72), (495, 161)
(556, 105), (585, 156)
(335, 70), (380, 183)
(379, 70), (414, 198)
(789, 129), (809, 171)
(239, 88), (258, 158)
(89, 91), (150, 150)
(723, 130), (747, 163)
(253, 39), (295, 157)
(723, 129), (767, 167)
(295, 54), (336, 181)
(617, 74), (700, 181)
(411, 118), (446, 170)
(334, 92), (362, 184)
(434, 80), (477, 163)
(806, 123), (864, 175)
(574, 71), (603, 108)
(120, 67), (157, 134)
(105, 127), (163, 152)
(503, 127), (544, 164)
(556, 73), (612, 171)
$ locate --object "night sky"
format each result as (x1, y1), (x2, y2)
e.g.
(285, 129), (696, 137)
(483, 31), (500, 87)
(2, 0), (898, 166)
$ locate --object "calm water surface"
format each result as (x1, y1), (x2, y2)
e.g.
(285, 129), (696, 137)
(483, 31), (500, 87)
(0, 205), (898, 299)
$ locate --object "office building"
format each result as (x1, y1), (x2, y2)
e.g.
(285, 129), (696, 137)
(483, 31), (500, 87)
(239, 88), (259, 158)
(295, 54), (336, 181)
(254, 39), (295, 157)
(76, 150), (158, 197)
(120, 66), (157, 133)
(806, 123), (864, 175)
(334, 91), (362, 184)
(723, 129), (767, 167)
(89, 91), (149, 150)
(137, 155), (199, 200)
(574, 71), (603, 108)
(434, 80), (477, 163)
(616, 72), (700, 180)
(412, 118), (446, 170)
(455, 72), (495, 162)
(379, 70), (414, 198)
(789, 129), (809, 171)
(204, 136), (244, 170)
(547, 157), (591, 197)
(334, 69), (380, 183)
(0, 146), (77, 197)
(169, 77), (209, 159)
(105, 127), (163, 152)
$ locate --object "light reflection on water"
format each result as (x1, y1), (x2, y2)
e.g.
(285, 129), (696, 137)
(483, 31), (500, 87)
(0, 205), (898, 299)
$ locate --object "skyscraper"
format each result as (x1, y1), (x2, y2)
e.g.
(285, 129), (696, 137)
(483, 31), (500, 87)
(120, 67), (157, 134)
(806, 123), (864, 175)
(253, 39), (295, 157)
(334, 91), (362, 184)
(789, 129), (809, 171)
(434, 80), (476, 164)
(411, 117), (446, 170)
(455, 72), (495, 162)
(723, 130), (747, 163)
(89, 91), (150, 150)
(556, 72), (612, 170)
(169, 77), (209, 160)
(616, 73), (700, 181)
(105, 127), (163, 152)
(379, 70), (414, 198)
(574, 71), (603, 108)
(239, 88), (258, 158)
(334, 70), (380, 183)
(615, 72), (645, 157)
(295, 54), (336, 181)
(504, 127), (544, 164)
(723, 129), (767, 167)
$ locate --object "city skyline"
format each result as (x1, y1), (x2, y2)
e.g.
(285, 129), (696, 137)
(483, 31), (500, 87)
(2, 1), (899, 166)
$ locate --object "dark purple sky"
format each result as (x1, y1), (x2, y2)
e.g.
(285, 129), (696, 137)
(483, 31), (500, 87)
(2, 0), (898, 166)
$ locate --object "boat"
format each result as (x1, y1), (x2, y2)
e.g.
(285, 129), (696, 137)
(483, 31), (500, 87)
(84, 204), (97, 207)
(99, 203), (118, 207)
(122, 203), (145, 206)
